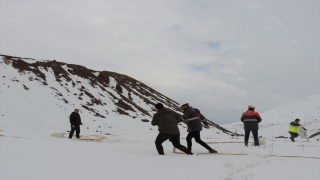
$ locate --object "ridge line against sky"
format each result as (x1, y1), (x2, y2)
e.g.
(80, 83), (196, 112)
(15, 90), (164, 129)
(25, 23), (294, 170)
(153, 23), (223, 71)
(0, 0), (319, 124)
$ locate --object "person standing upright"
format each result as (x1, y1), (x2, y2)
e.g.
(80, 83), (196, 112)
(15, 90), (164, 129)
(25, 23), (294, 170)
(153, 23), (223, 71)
(69, 108), (83, 139)
(241, 105), (262, 146)
(179, 102), (217, 153)
(151, 103), (192, 155)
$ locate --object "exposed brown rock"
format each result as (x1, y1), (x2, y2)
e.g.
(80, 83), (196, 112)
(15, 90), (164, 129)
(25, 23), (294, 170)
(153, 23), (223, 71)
(3, 59), (11, 65)
(116, 84), (122, 93)
(309, 131), (320, 138)
(23, 84), (29, 90)
(116, 107), (129, 116)
(116, 99), (135, 112)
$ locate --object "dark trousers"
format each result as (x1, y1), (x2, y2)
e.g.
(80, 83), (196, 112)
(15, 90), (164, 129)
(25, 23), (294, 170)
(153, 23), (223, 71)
(155, 133), (191, 155)
(69, 126), (80, 139)
(186, 131), (212, 151)
(244, 130), (258, 143)
(289, 132), (299, 139)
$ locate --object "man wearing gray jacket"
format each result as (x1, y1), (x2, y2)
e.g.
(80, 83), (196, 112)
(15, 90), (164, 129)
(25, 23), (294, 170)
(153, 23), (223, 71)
(180, 102), (217, 153)
(151, 103), (192, 155)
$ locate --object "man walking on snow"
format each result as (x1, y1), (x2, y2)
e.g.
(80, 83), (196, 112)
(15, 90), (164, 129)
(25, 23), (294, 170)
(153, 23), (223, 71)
(288, 118), (306, 142)
(69, 108), (83, 139)
(151, 103), (192, 155)
(241, 105), (262, 146)
(179, 102), (217, 153)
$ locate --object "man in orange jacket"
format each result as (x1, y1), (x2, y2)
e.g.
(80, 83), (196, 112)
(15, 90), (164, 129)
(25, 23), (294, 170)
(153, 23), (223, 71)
(241, 105), (262, 146)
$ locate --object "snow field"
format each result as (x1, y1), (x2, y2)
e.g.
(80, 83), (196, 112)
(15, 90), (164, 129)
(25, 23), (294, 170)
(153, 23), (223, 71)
(1, 134), (319, 180)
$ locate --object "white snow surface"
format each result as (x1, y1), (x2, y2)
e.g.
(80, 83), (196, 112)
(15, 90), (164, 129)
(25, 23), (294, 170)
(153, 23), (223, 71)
(1, 58), (320, 180)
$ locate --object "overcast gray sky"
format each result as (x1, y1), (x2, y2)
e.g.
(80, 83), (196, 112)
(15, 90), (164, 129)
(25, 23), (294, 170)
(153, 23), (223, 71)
(1, 0), (319, 124)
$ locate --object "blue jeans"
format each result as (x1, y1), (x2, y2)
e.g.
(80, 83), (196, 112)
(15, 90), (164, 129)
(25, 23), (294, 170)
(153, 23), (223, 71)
(244, 130), (258, 142)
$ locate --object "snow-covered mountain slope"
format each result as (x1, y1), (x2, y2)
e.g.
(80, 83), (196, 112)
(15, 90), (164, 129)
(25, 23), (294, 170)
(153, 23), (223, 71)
(0, 54), (230, 140)
(1, 54), (319, 140)
(1, 54), (319, 180)
(223, 94), (320, 138)
(259, 94), (319, 125)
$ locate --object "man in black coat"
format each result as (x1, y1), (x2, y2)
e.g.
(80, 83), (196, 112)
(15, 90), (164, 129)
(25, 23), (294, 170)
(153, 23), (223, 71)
(151, 103), (192, 155)
(69, 108), (83, 139)
(179, 102), (217, 153)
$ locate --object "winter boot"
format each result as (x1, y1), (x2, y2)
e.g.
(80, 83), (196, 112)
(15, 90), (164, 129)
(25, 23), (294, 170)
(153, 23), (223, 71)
(290, 137), (294, 142)
(245, 141), (248, 147)
(209, 149), (218, 153)
(254, 140), (259, 146)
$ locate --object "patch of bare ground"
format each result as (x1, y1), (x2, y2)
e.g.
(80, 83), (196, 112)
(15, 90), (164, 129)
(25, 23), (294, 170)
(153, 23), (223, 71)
(118, 93), (150, 116)
(103, 90), (118, 102)
(81, 105), (105, 118)
(66, 64), (106, 87)
(82, 90), (103, 106)
(99, 71), (179, 111)
(116, 84), (122, 93)
(50, 87), (69, 104)
(116, 99), (135, 112)
(83, 90), (94, 98)
(309, 131), (320, 138)
(115, 107), (130, 116)
(3, 58), (11, 65)
(23, 84), (29, 90)
(9, 59), (47, 80)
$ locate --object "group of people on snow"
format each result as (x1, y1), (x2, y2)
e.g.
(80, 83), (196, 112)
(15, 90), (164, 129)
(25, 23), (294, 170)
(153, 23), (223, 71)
(151, 103), (217, 155)
(151, 103), (264, 155)
(150, 103), (306, 155)
(68, 103), (306, 155)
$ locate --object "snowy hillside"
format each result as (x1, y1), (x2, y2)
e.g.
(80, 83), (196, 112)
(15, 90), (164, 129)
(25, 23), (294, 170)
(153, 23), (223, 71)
(1, 54), (320, 180)
(223, 94), (320, 138)
(0, 54), (230, 140)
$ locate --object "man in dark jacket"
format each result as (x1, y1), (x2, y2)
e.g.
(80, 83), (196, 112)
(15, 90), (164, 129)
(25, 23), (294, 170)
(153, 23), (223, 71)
(179, 103), (217, 153)
(151, 103), (192, 155)
(69, 108), (83, 139)
(241, 105), (262, 146)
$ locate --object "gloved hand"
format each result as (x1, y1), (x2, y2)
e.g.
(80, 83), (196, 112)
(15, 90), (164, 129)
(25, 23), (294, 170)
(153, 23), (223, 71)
(72, 125), (75, 128)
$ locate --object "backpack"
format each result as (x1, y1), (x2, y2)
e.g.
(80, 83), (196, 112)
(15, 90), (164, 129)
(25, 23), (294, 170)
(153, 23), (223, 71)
(193, 108), (201, 114)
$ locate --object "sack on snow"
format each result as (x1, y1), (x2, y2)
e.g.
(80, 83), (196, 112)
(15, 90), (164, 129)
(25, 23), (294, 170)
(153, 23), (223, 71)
(297, 126), (308, 138)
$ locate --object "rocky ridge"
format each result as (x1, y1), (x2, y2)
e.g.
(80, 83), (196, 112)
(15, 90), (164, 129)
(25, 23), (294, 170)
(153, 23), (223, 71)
(0, 54), (233, 135)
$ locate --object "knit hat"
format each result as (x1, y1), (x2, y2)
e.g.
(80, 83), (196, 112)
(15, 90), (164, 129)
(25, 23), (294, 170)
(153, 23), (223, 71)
(155, 103), (164, 109)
